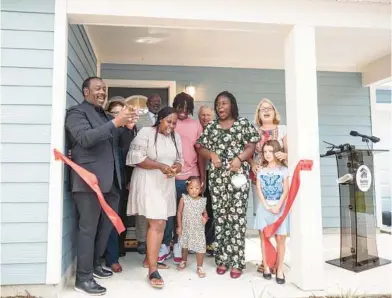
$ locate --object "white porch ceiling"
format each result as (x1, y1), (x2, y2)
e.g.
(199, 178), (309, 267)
(85, 24), (391, 72)
(316, 0), (390, 3)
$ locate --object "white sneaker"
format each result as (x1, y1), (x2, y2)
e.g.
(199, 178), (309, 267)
(158, 244), (171, 263)
(173, 243), (182, 264)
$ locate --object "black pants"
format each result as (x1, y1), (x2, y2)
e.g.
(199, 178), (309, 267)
(118, 188), (129, 255)
(73, 182), (120, 282)
(204, 170), (215, 245)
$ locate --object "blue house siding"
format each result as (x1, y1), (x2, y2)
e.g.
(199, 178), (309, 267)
(376, 89), (392, 104)
(62, 24), (97, 274)
(0, 0), (55, 285)
(101, 64), (372, 228)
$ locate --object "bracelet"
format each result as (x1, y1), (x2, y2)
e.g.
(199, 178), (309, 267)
(236, 155), (243, 162)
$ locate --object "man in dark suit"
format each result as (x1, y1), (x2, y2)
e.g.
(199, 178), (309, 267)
(65, 77), (137, 295)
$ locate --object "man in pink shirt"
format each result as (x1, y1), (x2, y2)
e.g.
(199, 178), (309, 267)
(158, 92), (204, 264)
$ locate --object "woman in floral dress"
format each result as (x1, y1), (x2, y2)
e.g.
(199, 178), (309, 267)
(197, 91), (260, 278)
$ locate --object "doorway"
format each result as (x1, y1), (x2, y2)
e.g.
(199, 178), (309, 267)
(108, 87), (169, 107)
(104, 80), (176, 250)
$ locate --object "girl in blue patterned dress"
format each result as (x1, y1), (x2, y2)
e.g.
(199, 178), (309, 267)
(254, 140), (289, 284)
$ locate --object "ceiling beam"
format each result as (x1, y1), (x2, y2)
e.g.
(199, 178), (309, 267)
(67, 0), (390, 30)
(362, 54), (392, 86)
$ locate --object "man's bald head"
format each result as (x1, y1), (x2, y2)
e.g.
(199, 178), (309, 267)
(198, 105), (214, 127)
(147, 94), (161, 114)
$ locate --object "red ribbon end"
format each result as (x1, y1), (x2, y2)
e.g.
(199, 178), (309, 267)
(53, 149), (61, 161)
(299, 159), (313, 171)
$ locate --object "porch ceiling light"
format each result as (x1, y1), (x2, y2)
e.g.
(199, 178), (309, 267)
(185, 84), (196, 96)
(134, 37), (164, 44)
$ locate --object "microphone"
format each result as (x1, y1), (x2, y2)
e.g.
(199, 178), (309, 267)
(350, 131), (380, 143)
(337, 173), (353, 184)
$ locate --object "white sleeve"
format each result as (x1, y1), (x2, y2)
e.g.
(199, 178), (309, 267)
(278, 125), (287, 139)
(126, 127), (150, 166)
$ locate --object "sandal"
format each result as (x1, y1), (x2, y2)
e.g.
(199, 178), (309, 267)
(148, 271), (164, 289)
(143, 262), (169, 270)
(257, 264), (264, 273)
(177, 260), (187, 271)
(196, 266), (206, 278)
(257, 263), (276, 274)
(111, 263), (122, 273)
(230, 268), (242, 279)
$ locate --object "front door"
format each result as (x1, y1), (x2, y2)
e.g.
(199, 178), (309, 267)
(108, 87), (169, 107)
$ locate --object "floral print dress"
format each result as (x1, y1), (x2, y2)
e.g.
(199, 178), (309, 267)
(197, 117), (260, 269)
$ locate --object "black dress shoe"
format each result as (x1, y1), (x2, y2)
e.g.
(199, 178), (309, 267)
(137, 241), (146, 255)
(93, 265), (113, 279)
(74, 279), (106, 296)
(276, 273), (285, 285)
(263, 272), (272, 280)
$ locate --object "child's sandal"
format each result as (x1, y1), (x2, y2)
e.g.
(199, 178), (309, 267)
(177, 260), (187, 271)
(196, 266), (206, 278)
(257, 264), (264, 273)
(148, 271), (164, 289)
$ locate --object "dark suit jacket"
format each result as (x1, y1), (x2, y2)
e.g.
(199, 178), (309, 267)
(65, 100), (134, 193)
(119, 125), (137, 188)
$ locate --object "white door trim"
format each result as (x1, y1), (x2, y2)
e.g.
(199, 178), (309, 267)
(46, 0), (69, 284)
(104, 79), (177, 105)
(369, 86), (392, 229)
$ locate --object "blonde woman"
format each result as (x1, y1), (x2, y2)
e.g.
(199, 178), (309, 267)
(249, 98), (288, 273)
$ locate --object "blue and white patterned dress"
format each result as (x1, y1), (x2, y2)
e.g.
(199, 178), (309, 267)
(254, 166), (288, 235)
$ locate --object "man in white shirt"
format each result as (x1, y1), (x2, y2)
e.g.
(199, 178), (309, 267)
(137, 94), (161, 128)
(133, 94), (162, 254)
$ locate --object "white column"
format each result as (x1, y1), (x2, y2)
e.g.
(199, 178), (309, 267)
(389, 105), (392, 229)
(46, 0), (68, 284)
(285, 25), (325, 291)
(369, 86), (383, 228)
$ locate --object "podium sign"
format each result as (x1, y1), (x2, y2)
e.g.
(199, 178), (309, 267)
(322, 148), (391, 272)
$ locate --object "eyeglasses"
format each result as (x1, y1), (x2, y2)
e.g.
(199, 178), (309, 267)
(109, 111), (120, 116)
(259, 107), (274, 113)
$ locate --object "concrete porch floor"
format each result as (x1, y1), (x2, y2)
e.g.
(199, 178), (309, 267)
(59, 233), (392, 298)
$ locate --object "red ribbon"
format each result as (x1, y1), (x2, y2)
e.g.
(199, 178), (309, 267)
(53, 149), (126, 234)
(262, 159), (313, 268)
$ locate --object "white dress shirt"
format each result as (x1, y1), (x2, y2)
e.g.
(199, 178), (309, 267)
(148, 111), (157, 125)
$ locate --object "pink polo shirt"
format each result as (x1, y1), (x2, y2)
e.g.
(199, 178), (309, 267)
(175, 117), (203, 180)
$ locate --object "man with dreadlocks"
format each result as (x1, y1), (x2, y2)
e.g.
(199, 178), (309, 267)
(158, 92), (204, 265)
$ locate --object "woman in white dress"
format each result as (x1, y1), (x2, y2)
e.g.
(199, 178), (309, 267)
(126, 107), (183, 288)
(248, 98), (289, 274)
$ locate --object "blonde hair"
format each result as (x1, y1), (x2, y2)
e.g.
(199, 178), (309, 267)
(254, 98), (280, 127)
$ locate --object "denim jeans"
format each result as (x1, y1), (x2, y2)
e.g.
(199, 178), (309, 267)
(162, 179), (187, 246)
(105, 227), (119, 266)
(105, 188), (128, 266)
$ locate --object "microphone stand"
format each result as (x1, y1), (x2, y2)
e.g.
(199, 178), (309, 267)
(361, 137), (372, 154)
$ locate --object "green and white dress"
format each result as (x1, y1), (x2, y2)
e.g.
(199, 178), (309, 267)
(197, 117), (260, 269)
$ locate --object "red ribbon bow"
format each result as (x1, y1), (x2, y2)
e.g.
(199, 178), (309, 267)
(53, 149), (126, 234)
(262, 159), (313, 268)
